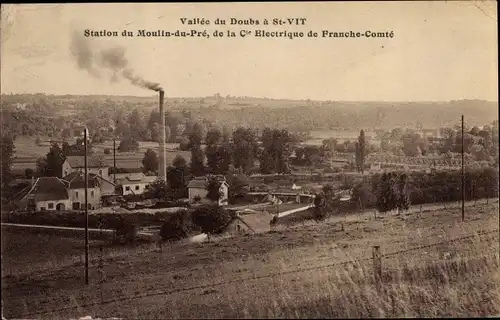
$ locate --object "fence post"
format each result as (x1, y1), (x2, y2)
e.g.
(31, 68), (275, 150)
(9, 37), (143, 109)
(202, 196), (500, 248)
(99, 245), (104, 304)
(372, 245), (382, 286)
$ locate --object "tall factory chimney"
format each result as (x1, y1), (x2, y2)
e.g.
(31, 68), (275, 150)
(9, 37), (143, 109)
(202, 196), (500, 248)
(159, 90), (167, 182)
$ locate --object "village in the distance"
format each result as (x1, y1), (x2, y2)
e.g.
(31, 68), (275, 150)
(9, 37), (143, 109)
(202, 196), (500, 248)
(1, 92), (499, 318)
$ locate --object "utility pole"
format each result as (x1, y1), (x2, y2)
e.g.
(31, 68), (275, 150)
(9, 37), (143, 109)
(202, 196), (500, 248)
(461, 115), (465, 222)
(84, 128), (89, 285)
(113, 138), (117, 183)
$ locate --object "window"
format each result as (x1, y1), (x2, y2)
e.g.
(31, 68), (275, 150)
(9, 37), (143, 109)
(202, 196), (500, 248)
(135, 185), (140, 191)
(48, 203), (54, 209)
(99, 169), (103, 176)
(75, 191), (79, 199)
(125, 186), (130, 191)
(91, 190), (94, 198)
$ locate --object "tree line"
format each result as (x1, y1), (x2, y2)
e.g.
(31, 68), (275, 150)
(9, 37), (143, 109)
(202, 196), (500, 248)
(311, 167), (498, 220)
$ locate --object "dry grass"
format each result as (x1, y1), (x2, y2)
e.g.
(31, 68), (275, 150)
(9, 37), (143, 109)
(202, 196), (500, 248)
(2, 203), (499, 319)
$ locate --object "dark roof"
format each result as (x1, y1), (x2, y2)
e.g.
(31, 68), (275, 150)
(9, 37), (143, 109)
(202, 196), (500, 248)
(24, 177), (69, 201)
(62, 172), (100, 189)
(229, 211), (272, 233)
(187, 179), (207, 188)
(116, 175), (157, 185)
(188, 175), (228, 189)
(66, 156), (107, 168)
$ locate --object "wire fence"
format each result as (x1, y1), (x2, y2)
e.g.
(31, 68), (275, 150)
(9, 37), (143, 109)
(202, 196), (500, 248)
(9, 228), (499, 318)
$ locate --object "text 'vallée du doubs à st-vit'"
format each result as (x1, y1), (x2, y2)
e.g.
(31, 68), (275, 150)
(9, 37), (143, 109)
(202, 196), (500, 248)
(84, 17), (395, 39)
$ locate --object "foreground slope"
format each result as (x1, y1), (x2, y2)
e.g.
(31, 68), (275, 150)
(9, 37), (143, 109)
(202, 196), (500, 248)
(2, 202), (499, 319)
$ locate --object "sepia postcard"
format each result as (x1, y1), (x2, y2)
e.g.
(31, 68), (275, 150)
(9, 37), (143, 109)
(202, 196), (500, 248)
(0, 2), (498, 319)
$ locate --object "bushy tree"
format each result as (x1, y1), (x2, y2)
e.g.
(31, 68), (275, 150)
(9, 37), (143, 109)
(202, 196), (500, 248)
(352, 181), (374, 210)
(259, 128), (292, 174)
(396, 173), (410, 213)
(145, 178), (169, 200)
(226, 173), (249, 201)
(191, 204), (234, 240)
(165, 155), (188, 199)
(114, 217), (137, 244)
(127, 108), (146, 140)
(170, 154), (184, 168)
(402, 133), (428, 156)
(355, 129), (367, 174)
(188, 122), (205, 176)
(205, 128), (222, 174)
(313, 193), (324, 220)
(217, 142), (233, 173)
(0, 135), (15, 188)
(40, 143), (65, 177)
(190, 146), (205, 176)
(232, 127), (258, 174)
(160, 209), (192, 241)
(118, 136), (139, 153)
(206, 177), (222, 203)
(142, 149), (159, 174)
(376, 172), (398, 213)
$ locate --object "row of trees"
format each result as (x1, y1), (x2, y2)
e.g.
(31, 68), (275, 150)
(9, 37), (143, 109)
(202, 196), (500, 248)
(350, 167), (499, 212)
(187, 126), (298, 177)
(311, 167), (498, 220)
(374, 121), (498, 161)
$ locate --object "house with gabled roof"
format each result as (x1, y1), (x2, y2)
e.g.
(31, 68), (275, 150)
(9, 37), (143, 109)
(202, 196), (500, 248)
(63, 170), (117, 197)
(62, 155), (109, 181)
(15, 177), (71, 212)
(61, 172), (103, 210)
(116, 174), (158, 196)
(187, 175), (229, 206)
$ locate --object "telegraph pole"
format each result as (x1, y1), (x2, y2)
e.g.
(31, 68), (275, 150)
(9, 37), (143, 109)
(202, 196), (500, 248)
(84, 128), (89, 284)
(461, 115), (465, 222)
(113, 138), (117, 183)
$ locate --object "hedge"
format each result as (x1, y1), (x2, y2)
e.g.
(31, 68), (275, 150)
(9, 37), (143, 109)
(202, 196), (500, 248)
(351, 167), (498, 209)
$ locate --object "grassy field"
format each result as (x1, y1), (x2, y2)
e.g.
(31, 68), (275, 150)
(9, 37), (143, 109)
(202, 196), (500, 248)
(1, 202), (499, 319)
(0, 227), (158, 278)
(11, 137), (191, 171)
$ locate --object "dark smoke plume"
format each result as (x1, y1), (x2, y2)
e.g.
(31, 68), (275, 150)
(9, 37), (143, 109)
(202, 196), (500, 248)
(70, 31), (163, 92)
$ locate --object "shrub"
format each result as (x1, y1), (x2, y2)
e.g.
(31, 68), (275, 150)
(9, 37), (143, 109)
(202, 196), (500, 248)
(160, 209), (192, 242)
(191, 204), (235, 237)
(104, 148), (111, 155)
(113, 217), (137, 244)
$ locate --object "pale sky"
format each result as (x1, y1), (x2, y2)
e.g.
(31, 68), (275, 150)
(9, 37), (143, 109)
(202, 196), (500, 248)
(0, 2), (498, 101)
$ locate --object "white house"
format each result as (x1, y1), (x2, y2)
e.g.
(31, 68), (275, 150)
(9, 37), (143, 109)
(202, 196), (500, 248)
(62, 156), (109, 181)
(17, 177), (72, 212)
(116, 174), (158, 196)
(62, 172), (102, 210)
(187, 176), (229, 206)
(109, 168), (144, 184)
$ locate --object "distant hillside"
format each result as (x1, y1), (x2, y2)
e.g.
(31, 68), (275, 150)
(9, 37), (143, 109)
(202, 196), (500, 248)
(1, 94), (497, 133)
